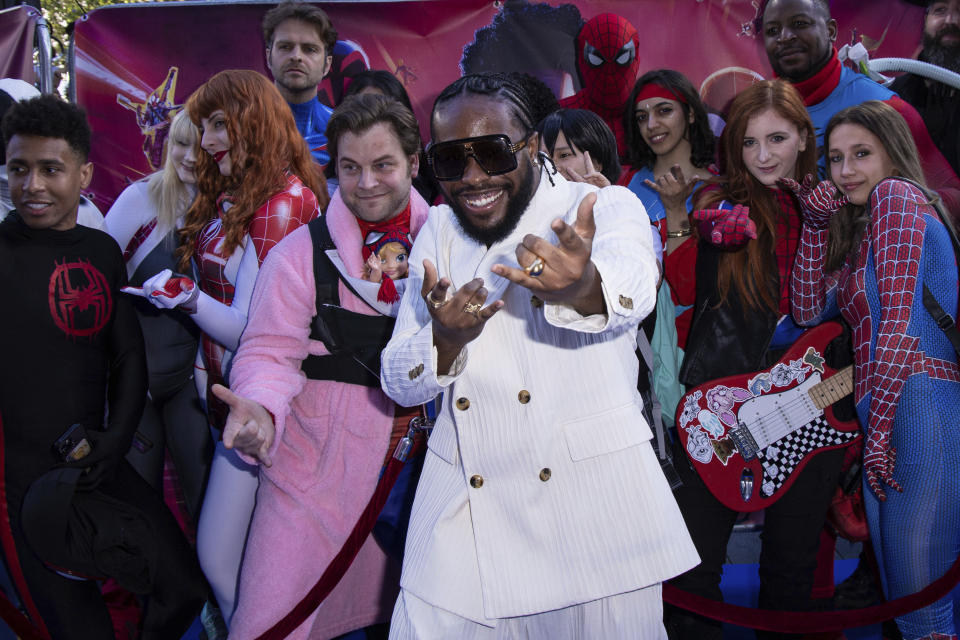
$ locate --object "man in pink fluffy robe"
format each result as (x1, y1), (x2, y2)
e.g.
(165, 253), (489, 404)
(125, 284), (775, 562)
(210, 93), (430, 639)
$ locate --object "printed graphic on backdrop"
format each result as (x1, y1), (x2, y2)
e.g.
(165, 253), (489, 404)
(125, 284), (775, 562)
(117, 66), (182, 172)
(72, 0), (925, 213)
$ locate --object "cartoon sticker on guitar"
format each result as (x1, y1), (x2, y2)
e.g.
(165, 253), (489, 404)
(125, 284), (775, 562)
(676, 322), (860, 512)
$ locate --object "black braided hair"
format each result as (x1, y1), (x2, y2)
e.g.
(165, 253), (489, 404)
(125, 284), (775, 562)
(430, 72), (538, 141)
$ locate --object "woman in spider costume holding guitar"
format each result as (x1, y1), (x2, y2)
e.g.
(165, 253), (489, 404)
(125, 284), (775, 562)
(788, 100), (960, 640)
(667, 80), (851, 639)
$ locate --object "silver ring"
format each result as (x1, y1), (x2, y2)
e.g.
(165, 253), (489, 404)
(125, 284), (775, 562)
(426, 293), (446, 310)
(524, 256), (545, 278)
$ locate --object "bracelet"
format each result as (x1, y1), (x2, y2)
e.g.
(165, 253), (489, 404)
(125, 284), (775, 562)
(666, 227), (693, 238)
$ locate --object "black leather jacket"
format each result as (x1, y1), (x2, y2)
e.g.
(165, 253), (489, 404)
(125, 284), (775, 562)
(678, 240), (781, 388)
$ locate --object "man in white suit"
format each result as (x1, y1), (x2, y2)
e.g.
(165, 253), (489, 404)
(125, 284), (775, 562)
(380, 73), (699, 638)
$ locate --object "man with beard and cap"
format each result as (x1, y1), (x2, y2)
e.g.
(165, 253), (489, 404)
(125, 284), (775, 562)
(761, 0), (960, 219)
(379, 72), (698, 638)
(262, 0), (336, 166)
(891, 0), (960, 176)
(559, 12), (640, 159)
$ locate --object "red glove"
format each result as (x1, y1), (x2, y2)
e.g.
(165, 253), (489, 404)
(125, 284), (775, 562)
(863, 430), (902, 501)
(777, 174), (848, 229)
(692, 204), (756, 248)
(122, 269), (199, 313)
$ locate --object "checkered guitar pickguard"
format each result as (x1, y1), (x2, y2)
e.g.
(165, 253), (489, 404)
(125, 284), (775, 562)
(676, 322), (861, 512)
(756, 415), (858, 498)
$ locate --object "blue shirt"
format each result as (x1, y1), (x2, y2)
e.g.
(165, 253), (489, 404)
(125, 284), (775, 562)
(288, 96), (334, 167)
(807, 66), (896, 177)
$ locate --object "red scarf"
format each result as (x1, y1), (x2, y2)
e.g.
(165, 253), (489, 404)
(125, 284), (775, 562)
(789, 47), (842, 107)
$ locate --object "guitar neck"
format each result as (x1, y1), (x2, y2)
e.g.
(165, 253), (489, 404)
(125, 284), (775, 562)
(808, 365), (854, 410)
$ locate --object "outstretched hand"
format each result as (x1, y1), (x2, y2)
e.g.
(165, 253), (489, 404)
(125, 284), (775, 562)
(214, 384), (276, 467)
(777, 174), (847, 229)
(492, 192), (602, 314)
(122, 268), (199, 312)
(692, 203), (756, 248)
(364, 254), (384, 283)
(422, 259), (503, 371)
(644, 165), (698, 212)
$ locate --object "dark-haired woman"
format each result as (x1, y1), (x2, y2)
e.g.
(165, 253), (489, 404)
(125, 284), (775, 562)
(624, 69), (717, 340)
(538, 108), (621, 187)
(790, 100), (959, 640)
(668, 80), (848, 640)
(622, 69), (717, 422)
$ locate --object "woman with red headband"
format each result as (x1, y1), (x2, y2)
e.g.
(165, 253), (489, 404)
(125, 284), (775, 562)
(622, 69), (717, 426)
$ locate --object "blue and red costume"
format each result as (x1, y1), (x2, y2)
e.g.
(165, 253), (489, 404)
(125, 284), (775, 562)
(793, 177), (960, 640)
(559, 13), (639, 159)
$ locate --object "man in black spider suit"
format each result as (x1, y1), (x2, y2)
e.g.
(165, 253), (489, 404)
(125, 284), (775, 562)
(0, 94), (204, 640)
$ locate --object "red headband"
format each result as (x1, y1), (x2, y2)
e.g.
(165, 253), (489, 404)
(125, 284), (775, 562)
(634, 83), (687, 107)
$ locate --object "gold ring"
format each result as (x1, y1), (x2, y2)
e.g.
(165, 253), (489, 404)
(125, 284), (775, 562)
(426, 293), (446, 310)
(524, 256), (545, 277)
(462, 301), (483, 316)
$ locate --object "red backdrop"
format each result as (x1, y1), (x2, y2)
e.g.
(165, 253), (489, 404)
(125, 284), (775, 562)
(73, 0), (926, 213)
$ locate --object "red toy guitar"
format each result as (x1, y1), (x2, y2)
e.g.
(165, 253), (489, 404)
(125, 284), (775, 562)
(675, 321), (860, 512)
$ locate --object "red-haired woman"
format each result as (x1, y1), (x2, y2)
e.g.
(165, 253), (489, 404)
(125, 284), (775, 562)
(667, 80), (848, 639)
(128, 69), (327, 625)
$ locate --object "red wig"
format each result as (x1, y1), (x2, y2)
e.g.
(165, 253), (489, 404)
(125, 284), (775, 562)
(177, 69), (327, 270)
(697, 80), (816, 312)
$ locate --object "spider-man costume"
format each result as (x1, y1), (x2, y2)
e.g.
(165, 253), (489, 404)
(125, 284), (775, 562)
(0, 212), (205, 639)
(793, 178), (960, 640)
(559, 13), (639, 159)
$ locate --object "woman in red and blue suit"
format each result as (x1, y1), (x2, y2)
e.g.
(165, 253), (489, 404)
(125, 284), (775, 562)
(789, 100), (960, 640)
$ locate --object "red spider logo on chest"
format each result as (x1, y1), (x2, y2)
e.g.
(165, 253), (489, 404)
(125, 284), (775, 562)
(48, 259), (113, 338)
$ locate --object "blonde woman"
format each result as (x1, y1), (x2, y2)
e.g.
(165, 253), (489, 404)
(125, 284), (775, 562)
(106, 109), (212, 521)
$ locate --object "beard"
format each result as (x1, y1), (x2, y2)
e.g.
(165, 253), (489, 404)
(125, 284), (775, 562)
(448, 161), (539, 247)
(921, 26), (960, 75)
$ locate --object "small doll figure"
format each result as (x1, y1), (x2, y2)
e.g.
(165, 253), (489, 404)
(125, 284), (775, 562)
(362, 226), (412, 303)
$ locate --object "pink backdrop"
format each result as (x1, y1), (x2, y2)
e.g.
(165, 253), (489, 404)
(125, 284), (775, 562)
(0, 6), (38, 85)
(73, 0), (927, 213)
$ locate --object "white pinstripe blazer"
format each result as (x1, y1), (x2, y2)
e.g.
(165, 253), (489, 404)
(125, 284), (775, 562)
(381, 172), (699, 623)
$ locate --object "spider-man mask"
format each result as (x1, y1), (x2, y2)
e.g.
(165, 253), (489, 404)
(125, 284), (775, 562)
(577, 13), (640, 110)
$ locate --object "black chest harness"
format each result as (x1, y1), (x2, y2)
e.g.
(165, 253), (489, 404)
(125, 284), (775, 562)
(300, 216), (396, 387)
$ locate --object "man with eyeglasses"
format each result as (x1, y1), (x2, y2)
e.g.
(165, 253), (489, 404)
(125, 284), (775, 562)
(380, 73), (698, 638)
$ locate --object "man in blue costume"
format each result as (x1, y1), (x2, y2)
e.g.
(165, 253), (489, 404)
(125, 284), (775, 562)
(263, 0), (336, 167)
(762, 0), (960, 219)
